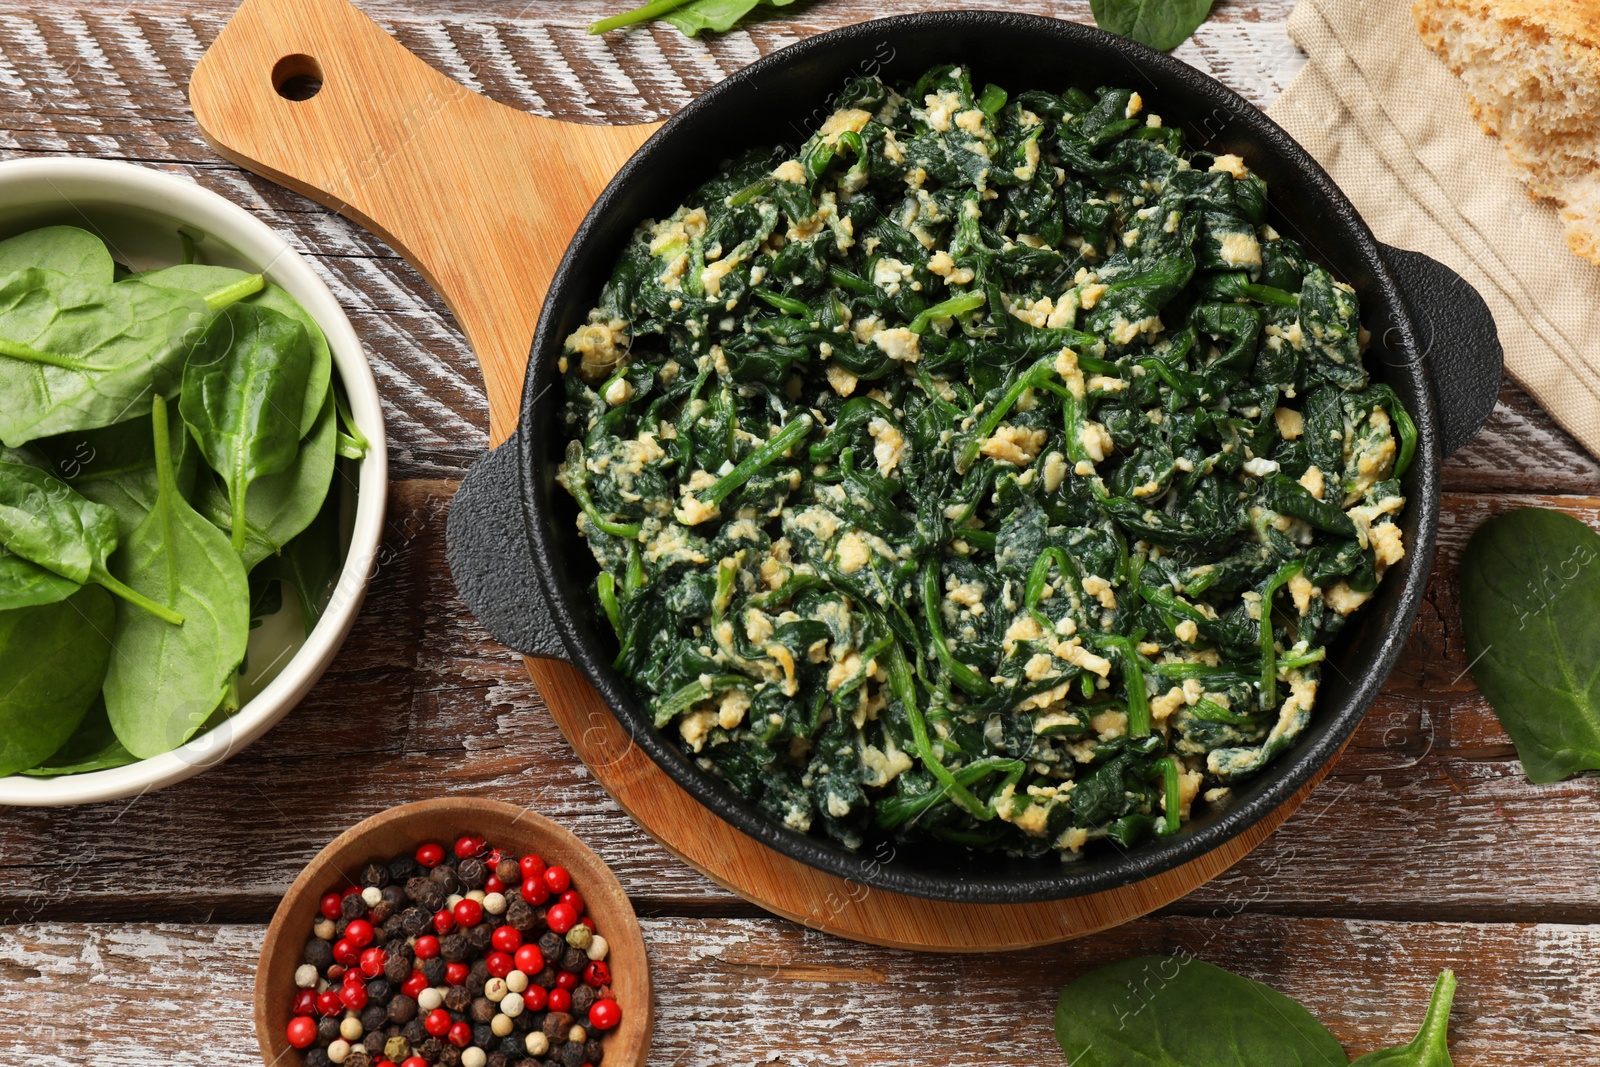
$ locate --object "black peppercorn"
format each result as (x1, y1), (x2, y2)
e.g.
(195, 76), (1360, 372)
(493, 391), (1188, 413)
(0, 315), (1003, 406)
(401, 1018), (427, 1046)
(407, 877), (446, 912)
(381, 884), (407, 909)
(444, 985), (473, 1013)
(400, 907), (431, 937)
(487, 1052), (509, 1067)
(421, 957), (447, 986)
(458, 857), (488, 889)
(467, 958), (491, 987)
(344, 1049), (372, 1067)
(429, 865), (461, 895)
(470, 996), (497, 1024)
(365, 977), (393, 1005)
(505, 899), (537, 932)
(385, 951), (413, 984)
(363, 1030), (386, 1056)
(341, 893), (367, 920)
(465, 925), (493, 954)
(333, 917), (353, 939)
(361, 862), (390, 888)
(560, 1040), (586, 1067)
(418, 1037), (444, 1061)
(388, 856), (418, 883)
(381, 915), (406, 942)
(437, 1048), (462, 1067)
(305, 1050), (332, 1067)
(498, 1036), (524, 1058)
(514, 1010), (536, 1033)
(537, 932), (564, 960)
(585, 1038), (604, 1065)
(495, 858), (520, 885)
(571, 986), (595, 1015)
(303, 937), (334, 969)
(473, 1023), (495, 1048)
(361, 1004), (388, 1032)
(440, 934), (470, 962)
(559, 946), (586, 973)
(369, 899), (396, 926)
(388, 994), (419, 1024)
(533, 966), (558, 989)
(542, 1013), (574, 1043)
(316, 1016), (342, 1044)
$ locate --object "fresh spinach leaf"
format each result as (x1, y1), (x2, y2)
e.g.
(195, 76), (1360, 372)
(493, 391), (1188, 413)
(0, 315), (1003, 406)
(0, 546), (80, 611)
(19, 697), (136, 776)
(0, 269), (210, 446)
(103, 396), (250, 760)
(0, 225), (114, 283)
(1054, 956), (1347, 1066)
(0, 585), (114, 776)
(590, 0), (796, 36)
(0, 450), (183, 623)
(197, 387), (337, 571)
(138, 266), (330, 437)
(1090, 0), (1215, 51)
(1458, 507), (1600, 783)
(32, 411), (198, 542)
(1352, 970), (1455, 1065)
(254, 482), (342, 636)
(179, 302), (313, 557)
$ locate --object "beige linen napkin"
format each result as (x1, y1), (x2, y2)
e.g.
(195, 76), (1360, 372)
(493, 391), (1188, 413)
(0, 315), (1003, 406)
(1267, 0), (1600, 456)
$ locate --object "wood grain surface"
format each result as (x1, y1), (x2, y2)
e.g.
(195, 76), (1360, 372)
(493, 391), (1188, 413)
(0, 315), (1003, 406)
(0, 0), (1595, 1062)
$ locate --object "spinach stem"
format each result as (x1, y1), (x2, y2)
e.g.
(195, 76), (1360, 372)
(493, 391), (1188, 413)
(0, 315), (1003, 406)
(0, 337), (93, 371)
(919, 564), (993, 696)
(1155, 757), (1182, 835)
(1259, 560), (1305, 708)
(702, 413), (812, 506)
(956, 354), (1055, 471)
(884, 643), (991, 820)
(588, 0), (696, 33)
(93, 566), (185, 626)
(202, 273), (264, 312)
(908, 291), (986, 335)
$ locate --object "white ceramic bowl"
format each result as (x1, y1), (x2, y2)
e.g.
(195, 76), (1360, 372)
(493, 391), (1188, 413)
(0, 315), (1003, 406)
(0, 158), (387, 806)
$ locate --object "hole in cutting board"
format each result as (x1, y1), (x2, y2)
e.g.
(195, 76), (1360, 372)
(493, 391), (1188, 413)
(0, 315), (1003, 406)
(272, 54), (323, 101)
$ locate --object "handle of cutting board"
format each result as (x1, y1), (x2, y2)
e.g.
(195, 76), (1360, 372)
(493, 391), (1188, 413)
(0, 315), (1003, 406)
(1378, 244), (1503, 456)
(188, 0), (658, 445)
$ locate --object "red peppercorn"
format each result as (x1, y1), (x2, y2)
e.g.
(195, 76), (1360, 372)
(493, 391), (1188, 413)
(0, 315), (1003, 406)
(519, 854), (547, 881)
(583, 961), (611, 988)
(341, 885), (363, 898)
(402, 1058), (428, 1067)
(523, 984), (548, 1012)
(326, 964), (347, 982)
(343, 967), (366, 987)
(414, 934), (440, 960)
(339, 981), (368, 1012)
(316, 990), (343, 1017)
(432, 909), (456, 936)
(485, 951), (514, 979)
(286, 1016), (318, 1049)
(291, 989), (317, 1016)
(483, 874), (505, 895)
(486, 848), (505, 866)
(520, 877), (551, 907)
(555, 970), (579, 991)
(545, 902), (576, 934)
(332, 939), (359, 966)
(319, 892), (343, 921)
(453, 834), (486, 860)
(424, 1008), (452, 1038)
(344, 918), (375, 948)
(444, 962), (469, 986)
(513, 945), (545, 974)
(547, 987), (572, 1014)
(447, 1021), (473, 1049)
(415, 842), (445, 868)
(401, 970), (429, 999)
(490, 925), (522, 953)
(559, 890), (585, 917)
(453, 898), (484, 928)
(580, 916), (596, 932)
(359, 947), (388, 977)
(588, 998), (622, 1031)
(543, 866), (571, 894)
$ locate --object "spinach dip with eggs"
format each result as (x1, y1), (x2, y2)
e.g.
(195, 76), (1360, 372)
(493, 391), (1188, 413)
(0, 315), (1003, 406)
(556, 65), (1414, 858)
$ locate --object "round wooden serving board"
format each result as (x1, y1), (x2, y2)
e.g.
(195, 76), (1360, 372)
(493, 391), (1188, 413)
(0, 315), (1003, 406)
(189, 0), (1326, 951)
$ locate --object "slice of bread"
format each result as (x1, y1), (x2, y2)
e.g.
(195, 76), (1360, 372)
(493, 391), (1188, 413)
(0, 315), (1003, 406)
(1415, 0), (1600, 263)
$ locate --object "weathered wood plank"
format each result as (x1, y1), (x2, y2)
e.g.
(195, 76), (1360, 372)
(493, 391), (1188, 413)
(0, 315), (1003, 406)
(0, 915), (1594, 1065)
(1, 483), (1595, 926)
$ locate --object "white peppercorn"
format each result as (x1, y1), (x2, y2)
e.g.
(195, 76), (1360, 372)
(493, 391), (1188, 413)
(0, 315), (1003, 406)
(524, 1033), (549, 1057)
(505, 970), (528, 994)
(491, 1013), (514, 1038)
(484, 977), (508, 1003)
(586, 934), (609, 961)
(567, 1026), (587, 1045)
(295, 963), (320, 988)
(339, 1016), (363, 1042)
(326, 1039), (351, 1065)
(314, 918), (337, 941)
(499, 992), (525, 1019)
(481, 892), (507, 916)
(446, 893), (464, 909)
(465, 889), (486, 904)
(361, 886), (383, 908)
(416, 987), (443, 1012)
(460, 1048), (487, 1067)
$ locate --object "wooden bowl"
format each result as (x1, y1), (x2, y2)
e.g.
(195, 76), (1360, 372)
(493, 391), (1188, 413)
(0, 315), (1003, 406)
(255, 797), (652, 1066)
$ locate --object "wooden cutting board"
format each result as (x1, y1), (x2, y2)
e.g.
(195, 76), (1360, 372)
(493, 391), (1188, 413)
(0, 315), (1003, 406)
(189, 0), (1318, 952)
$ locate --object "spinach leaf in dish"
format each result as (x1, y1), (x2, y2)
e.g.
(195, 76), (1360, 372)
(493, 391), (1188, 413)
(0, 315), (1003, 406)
(556, 67), (1411, 857)
(19, 697), (137, 776)
(31, 409), (199, 542)
(0, 586), (115, 777)
(0, 225), (115, 283)
(103, 396), (251, 759)
(1458, 507), (1600, 783)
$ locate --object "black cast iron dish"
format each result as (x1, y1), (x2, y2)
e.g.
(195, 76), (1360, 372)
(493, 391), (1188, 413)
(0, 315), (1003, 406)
(448, 11), (1502, 904)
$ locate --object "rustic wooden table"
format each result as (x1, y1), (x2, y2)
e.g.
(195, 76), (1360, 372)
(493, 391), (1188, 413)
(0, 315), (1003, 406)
(2, 1), (1597, 1063)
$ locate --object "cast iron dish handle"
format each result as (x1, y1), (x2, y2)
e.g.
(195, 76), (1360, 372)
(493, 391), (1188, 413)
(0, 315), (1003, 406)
(448, 245), (1504, 659)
